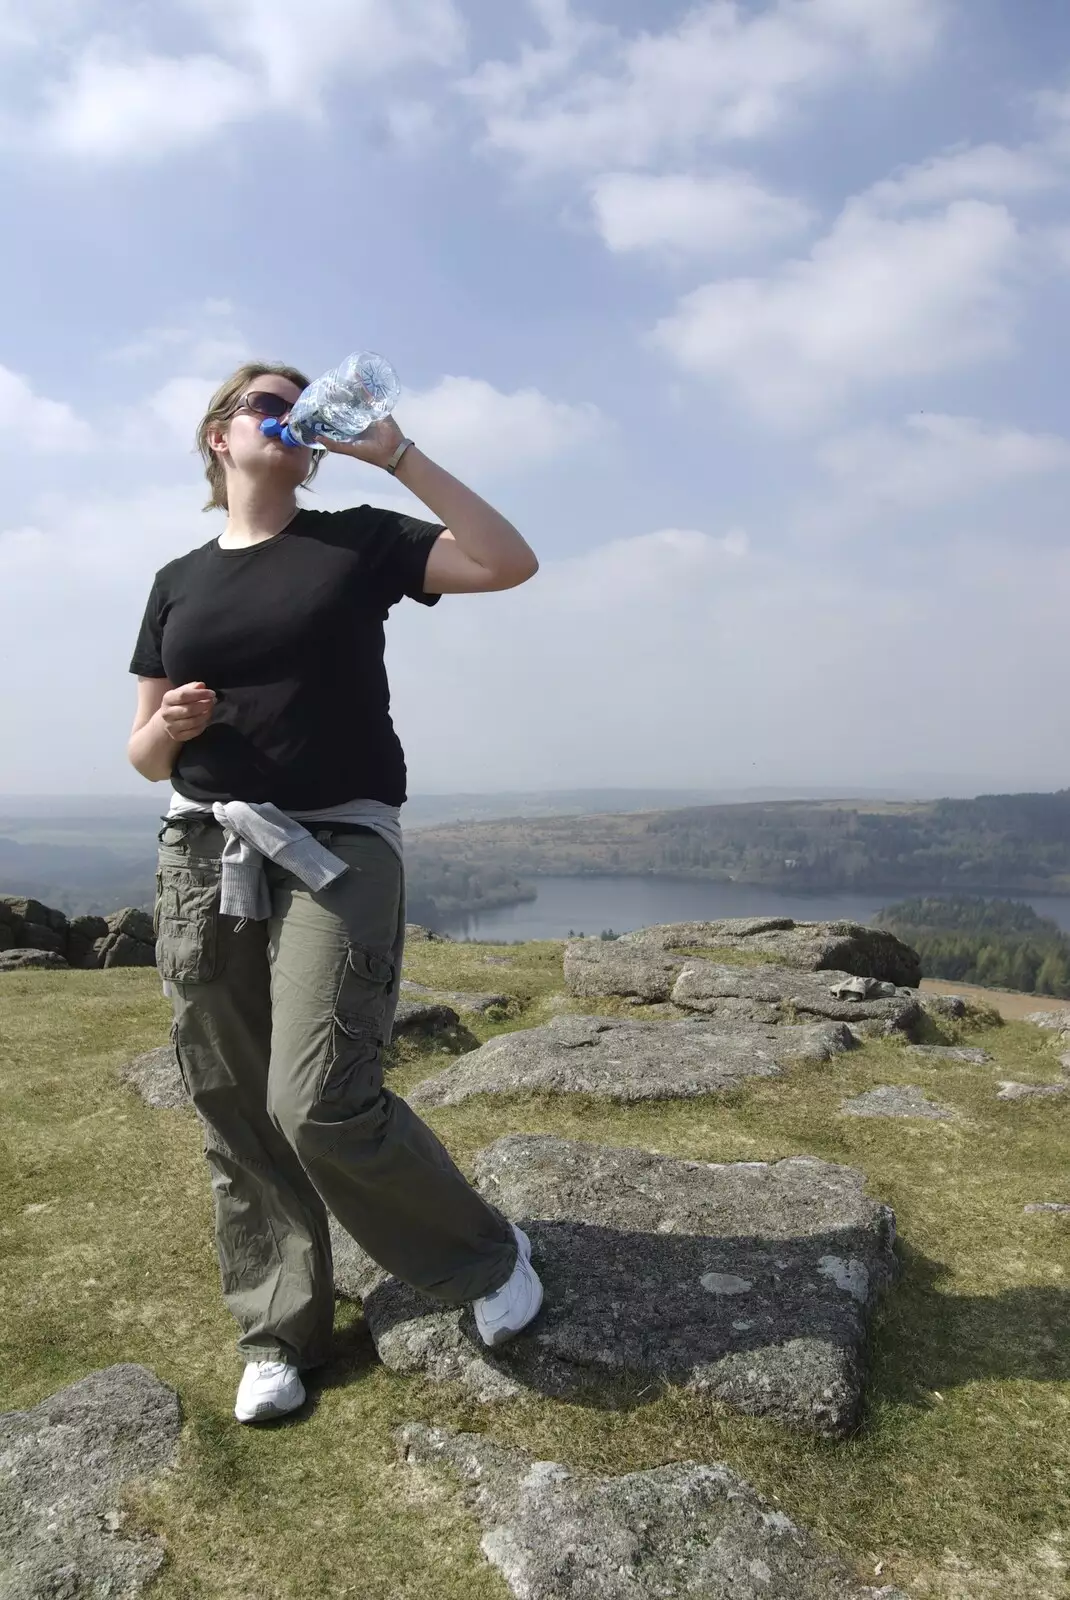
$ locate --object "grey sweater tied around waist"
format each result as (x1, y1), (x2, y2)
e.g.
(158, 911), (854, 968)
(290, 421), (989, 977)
(163, 793), (407, 1040)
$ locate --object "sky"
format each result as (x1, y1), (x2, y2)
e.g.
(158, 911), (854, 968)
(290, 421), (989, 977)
(1, 0), (1069, 799)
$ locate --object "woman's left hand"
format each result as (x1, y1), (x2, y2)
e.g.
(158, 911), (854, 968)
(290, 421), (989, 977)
(316, 413), (407, 471)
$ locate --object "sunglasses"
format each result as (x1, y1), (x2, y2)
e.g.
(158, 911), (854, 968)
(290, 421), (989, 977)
(234, 390), (296, 420)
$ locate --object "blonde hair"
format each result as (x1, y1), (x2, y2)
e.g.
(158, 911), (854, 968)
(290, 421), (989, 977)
(196, 360), (321, 511)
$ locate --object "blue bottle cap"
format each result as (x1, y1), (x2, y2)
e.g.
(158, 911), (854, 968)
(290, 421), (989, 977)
(260, 417), (300, 447)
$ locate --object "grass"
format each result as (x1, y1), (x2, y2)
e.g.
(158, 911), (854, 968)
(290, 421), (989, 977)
(1, 946), (1068, 1599)
(673, 943), (786, 967)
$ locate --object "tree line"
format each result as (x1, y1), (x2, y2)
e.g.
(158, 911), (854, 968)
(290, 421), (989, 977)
(875, 895), (1070, 998)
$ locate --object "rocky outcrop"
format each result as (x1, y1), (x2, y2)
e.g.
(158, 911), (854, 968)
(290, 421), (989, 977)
(0, 895), (154, 970)
(841, 1086), (954, 1120)
(338, 1134), (898, 1435)
(0, 1364), (181, 1597)
(397, 1423), (905, 1600)
(566, 919), (921, 1001)
(407, 1013), (855, 1108)
(94, 907), (156, 968)
(670, 964), (921, 1037)
(566, 921), (921, 1013)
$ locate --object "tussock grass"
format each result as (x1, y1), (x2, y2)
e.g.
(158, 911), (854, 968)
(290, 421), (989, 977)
(0, 949), (1067, 1599)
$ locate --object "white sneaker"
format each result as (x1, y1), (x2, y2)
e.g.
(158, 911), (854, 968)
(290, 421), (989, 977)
(473, 1225), (544, 1349)
(234, 1360), (306, 1424)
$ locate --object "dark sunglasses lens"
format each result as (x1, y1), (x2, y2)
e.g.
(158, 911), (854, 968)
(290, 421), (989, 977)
(247, 392), (290, 418)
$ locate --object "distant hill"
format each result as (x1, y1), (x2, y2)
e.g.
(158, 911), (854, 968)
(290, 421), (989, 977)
(408, 790), (1070, 898)
(4, 788), (1069, 921)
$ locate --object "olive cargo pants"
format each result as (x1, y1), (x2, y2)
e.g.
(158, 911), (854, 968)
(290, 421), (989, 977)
(155, 816), (516, 1369)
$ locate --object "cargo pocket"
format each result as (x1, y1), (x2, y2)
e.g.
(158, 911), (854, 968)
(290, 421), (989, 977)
(317, 943), (395, 1110)
(155, 850), (223, 984)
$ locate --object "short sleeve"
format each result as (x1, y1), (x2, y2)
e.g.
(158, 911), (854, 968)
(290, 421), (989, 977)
(366, 508), (445, 608)
(129, 578), (167, 677)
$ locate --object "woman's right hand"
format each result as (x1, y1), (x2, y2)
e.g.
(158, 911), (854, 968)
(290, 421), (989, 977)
(159, 681), (217, 743)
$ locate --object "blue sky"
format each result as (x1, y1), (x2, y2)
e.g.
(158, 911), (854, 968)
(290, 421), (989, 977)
(2, 0), (1069, 797)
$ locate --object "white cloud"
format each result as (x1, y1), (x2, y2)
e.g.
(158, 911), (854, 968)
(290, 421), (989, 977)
(107, 307), (252, 447)
(651, 200), (1023, 425)
(42, 48), (259, 159)
(399, 376), (605, 481)
(0, 484), (204, 582)
(864, 141), (1064, 213)
(589, 170), (813, 259)
(818, 413), (1070, 509)
(0, 365), (93, 452)
(25, 0), (465, 159)
(464, 0), (946, 173)
(111, 307), (247, 375)
(191, 0), (465, 106)
(144, 377), (220, 446)
(383, 515), (1070, 792)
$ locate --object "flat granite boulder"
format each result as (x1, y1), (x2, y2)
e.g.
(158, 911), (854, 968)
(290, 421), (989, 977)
(339, 1134), (898, 1435)
(0, 1364), (181, 1598)
(407, 1014), (855, 1108)
(392, 998), (464, 1038)
(1024, 1010), (1070, 1034)
(397, 1423), (905, 1600)
(996, 1080), (1068, 1101)
(118, 1044), (187, 1109)
(670, 963), (921, 1037)
(401, 979), (513, 1016)
(0, 948), (69, 971)
(566, 920), (921, 1001)
(841, 1086), (954, 1120)
(906, 1045), (993, 1064)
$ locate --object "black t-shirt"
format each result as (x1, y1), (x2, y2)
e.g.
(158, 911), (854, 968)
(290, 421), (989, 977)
(129, 505), (443, 808)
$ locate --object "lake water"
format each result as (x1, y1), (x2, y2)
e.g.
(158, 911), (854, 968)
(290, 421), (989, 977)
(437, 875), (1070, 941)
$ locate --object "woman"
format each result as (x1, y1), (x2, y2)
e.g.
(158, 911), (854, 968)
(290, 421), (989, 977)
(127, 360), (543, 1423)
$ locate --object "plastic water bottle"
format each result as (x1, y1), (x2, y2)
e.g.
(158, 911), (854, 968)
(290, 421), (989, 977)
(261, 351), (401, 449)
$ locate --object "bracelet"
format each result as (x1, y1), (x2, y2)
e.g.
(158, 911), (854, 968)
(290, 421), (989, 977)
(386, 438), (415, 476)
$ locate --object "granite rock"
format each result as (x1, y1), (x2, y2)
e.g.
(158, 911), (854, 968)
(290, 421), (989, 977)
(118, 1044), (188, 1110)
(340, 1135), (898, 1435)
(0, 948), (70, 972)
(0, 1364), (181, 1598)
(906, 1045), (993, 1064)
(396, 1422), (906, 1600)
(401, 978), (514, 1016)
(567, 921), (921, 1006)
(841, 1086), (954, 1121)
(996, 1080), (1068, 1102)
(1024, 1011), (1070, 1034)
(670, 963), (921, 1037)
(407, 1014), (855, 1109)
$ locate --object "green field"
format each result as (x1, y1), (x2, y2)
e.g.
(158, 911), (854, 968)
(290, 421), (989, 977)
(1, 942), (1067, 1598)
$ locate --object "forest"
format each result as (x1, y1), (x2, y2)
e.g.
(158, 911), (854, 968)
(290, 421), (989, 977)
(875, 895), (1070, 998)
